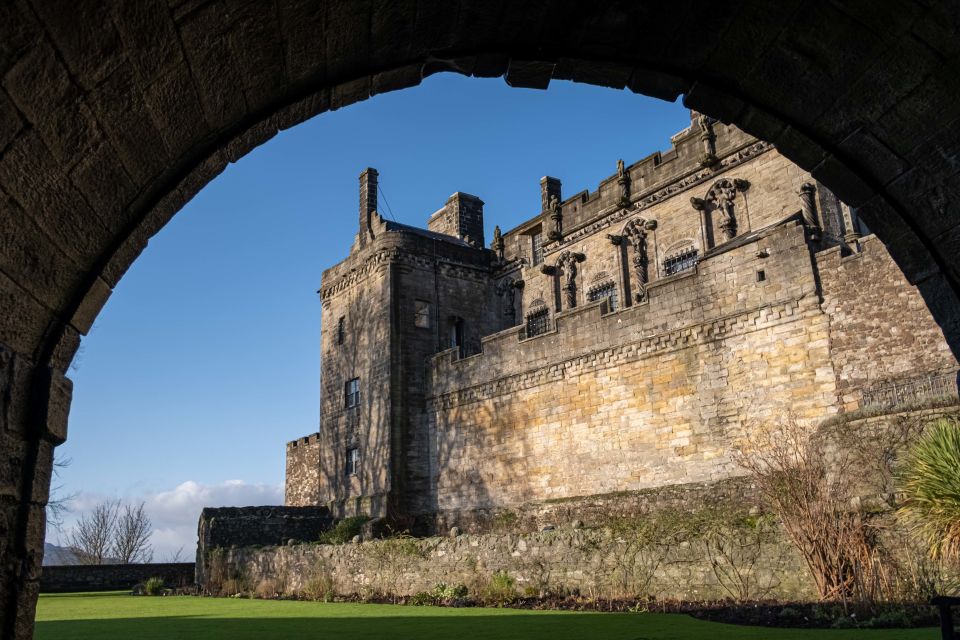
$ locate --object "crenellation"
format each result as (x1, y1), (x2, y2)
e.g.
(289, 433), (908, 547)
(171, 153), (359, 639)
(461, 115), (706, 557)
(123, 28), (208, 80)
(285, 113), (958, 532)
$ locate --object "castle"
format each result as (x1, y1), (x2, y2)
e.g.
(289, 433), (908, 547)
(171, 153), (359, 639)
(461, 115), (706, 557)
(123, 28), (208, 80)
(284, 112), (958, 532)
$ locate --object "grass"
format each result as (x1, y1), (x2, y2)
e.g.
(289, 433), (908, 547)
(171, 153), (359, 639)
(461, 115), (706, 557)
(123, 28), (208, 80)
(35, 592), (938, 640)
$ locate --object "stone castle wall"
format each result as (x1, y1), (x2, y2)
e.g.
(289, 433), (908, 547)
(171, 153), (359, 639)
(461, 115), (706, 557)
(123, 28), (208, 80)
(285, 116), (958, 529)
(818, 235), (959, 409)
(213, 527), (815, 602)
(426, 220), (837, 517)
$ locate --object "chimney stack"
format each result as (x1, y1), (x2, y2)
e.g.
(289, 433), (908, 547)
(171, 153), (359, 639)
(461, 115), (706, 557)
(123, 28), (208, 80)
(359, 167), (378, 247)
(540, 176), (562, 212)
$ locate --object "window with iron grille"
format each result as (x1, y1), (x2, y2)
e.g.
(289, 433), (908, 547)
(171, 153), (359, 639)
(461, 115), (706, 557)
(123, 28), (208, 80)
(344, 377), (360, 408)
(525, 307), (549, 337)
(345, 447), (360, 476)
(336, 316), (345, 345)
(663, 248), (698, 276)
(588, 281), (618, 311)
(531, 232), (544, 266)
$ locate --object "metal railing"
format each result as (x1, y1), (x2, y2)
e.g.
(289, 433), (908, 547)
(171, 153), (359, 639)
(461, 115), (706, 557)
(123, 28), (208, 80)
(860, 370), (959, 410)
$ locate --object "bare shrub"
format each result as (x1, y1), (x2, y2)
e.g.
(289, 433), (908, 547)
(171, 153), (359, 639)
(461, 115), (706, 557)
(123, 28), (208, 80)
(255, 578), (279, 599)
(733, 414), (905, 603)
(301, 559), (336, 602)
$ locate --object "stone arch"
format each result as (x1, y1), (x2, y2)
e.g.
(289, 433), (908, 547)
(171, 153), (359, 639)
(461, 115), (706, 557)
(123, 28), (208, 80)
(2, 3), (960, 635)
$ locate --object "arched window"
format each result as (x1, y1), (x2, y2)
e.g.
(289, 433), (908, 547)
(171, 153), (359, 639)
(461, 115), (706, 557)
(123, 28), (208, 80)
(587, 279), (618, 312)
(662, 242), (699, 276)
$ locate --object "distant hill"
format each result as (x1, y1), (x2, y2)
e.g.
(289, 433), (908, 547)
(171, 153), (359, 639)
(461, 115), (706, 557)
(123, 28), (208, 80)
(43, 543), (78, 566)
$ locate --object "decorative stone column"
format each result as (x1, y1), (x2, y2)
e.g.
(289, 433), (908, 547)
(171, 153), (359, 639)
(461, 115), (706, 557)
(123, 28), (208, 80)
(547, 195), (563, 241)
(799, 182), (822, 241)
(623, 218), (656, 303)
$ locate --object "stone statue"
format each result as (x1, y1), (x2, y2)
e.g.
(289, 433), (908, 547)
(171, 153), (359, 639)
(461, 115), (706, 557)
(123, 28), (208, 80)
(548, 195), (563, 240)
(557, 252), (581, 309)
(617, 158), (630, 205)
(492, 225), (504, 261)
(708, 179), (738, 241)
(623, 219), (649, 302)
(696, 112), (718, 167)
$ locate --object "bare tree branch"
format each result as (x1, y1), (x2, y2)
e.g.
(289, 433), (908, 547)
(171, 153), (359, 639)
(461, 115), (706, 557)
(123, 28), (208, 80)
(67, 500), (120, 565)
(112, 502), (153, 564)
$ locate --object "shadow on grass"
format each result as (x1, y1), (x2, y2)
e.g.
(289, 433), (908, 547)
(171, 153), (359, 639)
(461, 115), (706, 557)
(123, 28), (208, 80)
(34, 612), (937, 640)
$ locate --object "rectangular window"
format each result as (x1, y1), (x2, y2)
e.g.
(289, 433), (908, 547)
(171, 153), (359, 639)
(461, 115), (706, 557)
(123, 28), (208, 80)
(336, 316), (345, 345)
(344, 377), (360, 408)
(525, 308), (550, 338)
(414, 300), (431, 328)
(663, 248), (699, 276)
(588, 282), (618, 312)
(531, 232), (544, 266)
(756, 269), (766, 282)
(345, 447), (359, 476)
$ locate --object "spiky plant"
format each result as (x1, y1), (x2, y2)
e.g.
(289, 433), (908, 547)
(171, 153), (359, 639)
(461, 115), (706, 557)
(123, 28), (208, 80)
(898, 418), (960, 560)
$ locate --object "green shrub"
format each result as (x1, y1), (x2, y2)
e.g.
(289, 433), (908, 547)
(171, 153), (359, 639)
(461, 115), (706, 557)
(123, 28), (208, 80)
(898, 418), (960, 560)
(481, 571), (516, 606)
(409, 591), (434, 606)
(317, 515), (371, 545)
(144, 577), (165, 596)
(431, 582), (468, 600)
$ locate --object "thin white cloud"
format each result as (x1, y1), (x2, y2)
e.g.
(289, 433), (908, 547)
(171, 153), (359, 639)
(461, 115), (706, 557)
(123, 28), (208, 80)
(48, 480), (283, 562)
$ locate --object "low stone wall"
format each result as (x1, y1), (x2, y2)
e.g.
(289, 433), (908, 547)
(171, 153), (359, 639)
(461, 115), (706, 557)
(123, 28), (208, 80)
(40, 563), (195, 593)
(209, 527), (814, 602)
(197, 505), (333, 584)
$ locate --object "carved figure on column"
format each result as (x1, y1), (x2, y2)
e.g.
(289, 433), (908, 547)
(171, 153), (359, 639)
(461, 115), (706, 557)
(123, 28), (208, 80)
(556, 251), (584, 309)
(623, 218), (655, 303)
(496, 277), (522, 324)
(696, 112), (718, 167)
(617, 158), (630, 206)
(492, 225), (504, 262)
(547, 195), (563, 241)
(707, 178), (739, 241)
(798, 183), (821, 241)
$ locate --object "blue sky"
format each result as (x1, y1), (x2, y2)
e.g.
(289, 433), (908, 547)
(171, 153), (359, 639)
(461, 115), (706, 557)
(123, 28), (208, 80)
(51, 73), (690, 557)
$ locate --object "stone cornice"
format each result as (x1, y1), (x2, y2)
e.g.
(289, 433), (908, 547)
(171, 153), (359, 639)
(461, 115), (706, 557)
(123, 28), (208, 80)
(544, 140), (772, 252)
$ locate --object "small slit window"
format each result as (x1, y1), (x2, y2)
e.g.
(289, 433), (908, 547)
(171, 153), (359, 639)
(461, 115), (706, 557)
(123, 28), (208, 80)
(336, 316), (345, 345)
(757, 269), (766, 282)
(663, 247), (699, 276)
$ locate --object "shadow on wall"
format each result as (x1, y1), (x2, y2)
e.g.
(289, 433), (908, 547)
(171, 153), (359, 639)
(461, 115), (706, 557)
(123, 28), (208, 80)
(319, 284), (392, 518)
(427, 394), (541, 531)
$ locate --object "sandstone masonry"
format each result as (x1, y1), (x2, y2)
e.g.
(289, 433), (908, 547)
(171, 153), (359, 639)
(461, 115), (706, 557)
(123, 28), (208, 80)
(285, 112), (959, 531)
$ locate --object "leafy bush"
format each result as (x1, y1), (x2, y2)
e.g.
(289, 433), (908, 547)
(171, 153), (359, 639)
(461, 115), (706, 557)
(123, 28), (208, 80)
(431, 582), (468, 600)
(144, 577), (165, 596)
(317, 516), (371, 545)
(409, 591), (434, 606)
(481, 571), (516, 606)
(898, 418), (960, 560)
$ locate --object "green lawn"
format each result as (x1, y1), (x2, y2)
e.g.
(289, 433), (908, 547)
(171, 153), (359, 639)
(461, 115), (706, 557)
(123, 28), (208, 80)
(35, 592), (938, 640)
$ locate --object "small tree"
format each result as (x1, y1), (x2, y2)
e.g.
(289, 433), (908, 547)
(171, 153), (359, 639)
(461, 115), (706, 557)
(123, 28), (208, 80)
(733, 415), (885, 602)
(67, 499), (154, 564)
(67, 500), (119, 565)
(898, 418), (960, 562)
(113, 502), (153, 564)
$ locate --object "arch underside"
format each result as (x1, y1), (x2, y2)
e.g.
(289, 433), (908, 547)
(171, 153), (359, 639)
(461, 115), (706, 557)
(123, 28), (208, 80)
(1, 1), (960, 636)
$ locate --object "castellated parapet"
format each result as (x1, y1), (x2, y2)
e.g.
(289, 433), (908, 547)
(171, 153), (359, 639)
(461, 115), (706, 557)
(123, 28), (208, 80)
(285, 114), (958, 531)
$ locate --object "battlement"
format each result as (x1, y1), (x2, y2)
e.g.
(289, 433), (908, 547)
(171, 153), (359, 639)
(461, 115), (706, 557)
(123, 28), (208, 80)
(287, 432), (321, 449)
